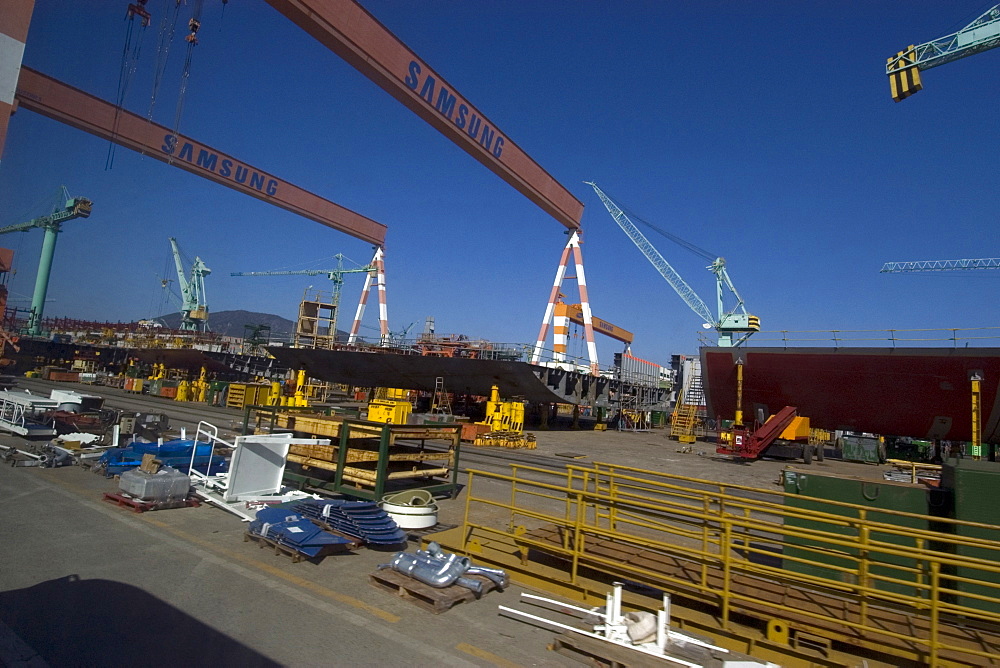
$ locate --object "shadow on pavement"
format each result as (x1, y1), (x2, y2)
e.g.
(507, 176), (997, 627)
(0, 575), (280, 667)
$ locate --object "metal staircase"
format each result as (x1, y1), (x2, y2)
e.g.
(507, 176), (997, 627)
(670, 365), (704, 444)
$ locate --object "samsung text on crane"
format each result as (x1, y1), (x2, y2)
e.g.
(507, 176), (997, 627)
(403, 61), (505, 159)
(160, 135), (279, 196)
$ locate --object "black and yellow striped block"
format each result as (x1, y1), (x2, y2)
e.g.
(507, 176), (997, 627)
(888, 46), (923, 102)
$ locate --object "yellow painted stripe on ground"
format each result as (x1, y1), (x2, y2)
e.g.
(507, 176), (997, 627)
(139, 515), (401, 624)
(455, 642), (523, 668)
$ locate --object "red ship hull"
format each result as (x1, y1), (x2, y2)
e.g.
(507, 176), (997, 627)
(701, 347), (1000, 443)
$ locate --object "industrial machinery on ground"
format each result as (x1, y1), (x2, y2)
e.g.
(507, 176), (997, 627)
(472, 385), (535, 449)
(0, 186), (92, 336)
(886, 4), (1000, 101)
(586, 182), (759, 348)
(167, 237), (210, 332)
(367, 387), (413, 424)
(715, 357), (818, 462)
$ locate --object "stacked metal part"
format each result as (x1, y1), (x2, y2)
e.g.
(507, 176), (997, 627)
(96, 439), (227, 477)
(293, 499), (407, 545)
(248, 507), (355, 559)
(379, 542), (509, 594)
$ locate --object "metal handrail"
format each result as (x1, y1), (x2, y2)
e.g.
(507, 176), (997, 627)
(459, 465), (1000, 665)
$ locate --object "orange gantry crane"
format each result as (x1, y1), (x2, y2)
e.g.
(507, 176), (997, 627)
(1, 0), (582, 245)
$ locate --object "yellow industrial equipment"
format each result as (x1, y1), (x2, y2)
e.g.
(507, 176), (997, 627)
(226, 382), (272, 409)
(479, 385), (524, 433)
(193, 366), (208, 403)
(473, 386), (534, 449)
(367, 387), (412, 424)
(175, 380), (192, 402)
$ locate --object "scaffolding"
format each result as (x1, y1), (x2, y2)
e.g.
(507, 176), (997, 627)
(293, 289), (338, 350)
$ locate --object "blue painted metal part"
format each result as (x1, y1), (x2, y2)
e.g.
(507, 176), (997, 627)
(294, 499), (406, 545)
(248, 508), (354, 559)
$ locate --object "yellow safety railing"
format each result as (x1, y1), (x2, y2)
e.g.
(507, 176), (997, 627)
(457, 462), (1000, 666)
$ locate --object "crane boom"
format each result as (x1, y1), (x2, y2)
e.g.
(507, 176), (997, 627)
(881, 258), (1000, 273)
(586, 182), (758, 347)
(0, 196), (92, 235)
(586, 182), (715, 326)
(231, 255), (374, 343)
(887, 4), (1000, 100)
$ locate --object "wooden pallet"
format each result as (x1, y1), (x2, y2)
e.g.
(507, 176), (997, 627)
(243, 531), (313, 563)
(102, 492), (200, 513)
(368, 568), (496, 614)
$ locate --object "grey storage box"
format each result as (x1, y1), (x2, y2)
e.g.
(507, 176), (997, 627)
(119, 466), (191, 502)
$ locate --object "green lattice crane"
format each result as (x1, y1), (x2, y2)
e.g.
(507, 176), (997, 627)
(887, 4), (1000, 101)
(231, 254), (373, 341)
(586, 182), (759, 347)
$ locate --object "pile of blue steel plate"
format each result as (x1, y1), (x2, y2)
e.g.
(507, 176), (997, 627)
(96, 439), (228, 477)
(248, 508), (355, 559)
(294, 499), (407, 545)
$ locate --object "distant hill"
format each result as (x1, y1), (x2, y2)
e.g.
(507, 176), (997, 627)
(154, 310), (295, 341)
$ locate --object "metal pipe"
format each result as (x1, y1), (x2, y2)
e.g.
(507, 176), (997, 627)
(465, 566), (509, 590)
(383, 551), (471, 589)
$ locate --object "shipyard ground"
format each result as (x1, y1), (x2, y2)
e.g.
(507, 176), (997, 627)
(0, 379), (889, 667)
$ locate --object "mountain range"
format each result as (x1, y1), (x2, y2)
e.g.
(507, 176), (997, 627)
(154, 310), (295, 341)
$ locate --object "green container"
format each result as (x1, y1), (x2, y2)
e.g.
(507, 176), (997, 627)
(147, 379), (162, 396)
(838, 435), (886, 464)
(203, 383), (225, 406)
(782, 469), (935, 597)
(941, 458), (1000, 614)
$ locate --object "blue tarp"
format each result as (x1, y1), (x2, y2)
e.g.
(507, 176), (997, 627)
(97, 439), (228, 477)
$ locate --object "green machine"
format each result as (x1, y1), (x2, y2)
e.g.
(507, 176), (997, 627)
(782, 469), (948, 597)
(941, 458), (1000, 614)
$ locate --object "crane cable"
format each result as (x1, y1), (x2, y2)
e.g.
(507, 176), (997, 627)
(106, 1), (150, 170)
(146, 0), (183, 126)
(172, 0), (204, 139)
(597, 186), (717, 263)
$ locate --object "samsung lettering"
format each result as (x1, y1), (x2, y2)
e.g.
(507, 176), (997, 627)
(161, 135), (278, 196)
(403, 61), (505, 159)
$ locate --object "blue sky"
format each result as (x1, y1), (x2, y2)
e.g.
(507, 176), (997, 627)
(1, 1), (998, 367)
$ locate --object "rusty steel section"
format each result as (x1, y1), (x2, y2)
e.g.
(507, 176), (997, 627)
(265, 0), (584, 230)
(13, 67), (387, 246)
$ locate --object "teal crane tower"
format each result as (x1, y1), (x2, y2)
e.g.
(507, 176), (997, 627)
(169, 237), (211, 332)
(0, 186), (92, 336)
